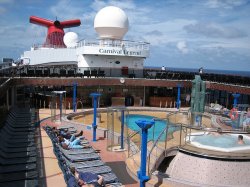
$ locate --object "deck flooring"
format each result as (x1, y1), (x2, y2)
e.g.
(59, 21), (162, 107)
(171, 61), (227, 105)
(38, 109), (139, 187)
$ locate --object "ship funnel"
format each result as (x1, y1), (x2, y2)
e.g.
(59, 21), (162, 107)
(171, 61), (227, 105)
(30, 16), (81, 48)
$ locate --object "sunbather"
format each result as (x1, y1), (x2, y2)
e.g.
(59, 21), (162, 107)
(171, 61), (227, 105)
(69, 167), (104, 187)
(58, 135), (85, 149)
(52, 127), (83, 139)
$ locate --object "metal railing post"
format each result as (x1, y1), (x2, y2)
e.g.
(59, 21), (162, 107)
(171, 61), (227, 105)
(179, 124), (182, 146)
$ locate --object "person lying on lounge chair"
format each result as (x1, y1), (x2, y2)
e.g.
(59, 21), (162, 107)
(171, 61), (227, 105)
(58, 135), (87, 149)
(52, 127), (83, 139)
(69, 167), (104, 187)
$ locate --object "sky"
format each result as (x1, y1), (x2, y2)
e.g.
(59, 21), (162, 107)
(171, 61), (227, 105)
(0, 0), (250, 71)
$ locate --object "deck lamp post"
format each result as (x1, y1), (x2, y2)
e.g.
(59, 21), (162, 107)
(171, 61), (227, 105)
(120, 109), (125, 149)
(232, 93), (240, 108)
(52, 91), (66, 122)
(90, 93), (102, 142)
(231, 93), (240, 129)
(135, 119), (155, 187)
(176, 84), (182, 109)
(73, 82), (77, 112)
(59, 93), (63, 120)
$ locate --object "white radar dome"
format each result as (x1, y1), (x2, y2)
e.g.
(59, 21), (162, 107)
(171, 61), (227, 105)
(63, 32), (78, 47)
(94, 6), (129, 40)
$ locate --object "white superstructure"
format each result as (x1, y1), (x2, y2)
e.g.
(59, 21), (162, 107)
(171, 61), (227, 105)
(21, 6), (149, 76)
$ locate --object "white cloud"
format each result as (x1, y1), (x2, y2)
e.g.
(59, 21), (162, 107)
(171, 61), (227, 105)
(184, 22), (247, 39)
(177, 41), (188, 54)
(90, 0), (108, 11)
(0, 0), (14, 4)
(0, 6), (6, 14)
(49, 0), (84, 20)
(0, 23), (45, 48)
(0, 0), (250, 71)
(200, 42), (250, 50)
(91, 0), (136, 11)
(64, 0), (197, 47)
(205, 0), (248, 9)
(90, 0), (152, 27)
(0, 0), (14, 14)
(129, 18), (196, 46)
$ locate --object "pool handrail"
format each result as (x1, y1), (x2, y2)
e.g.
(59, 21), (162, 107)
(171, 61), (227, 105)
(125, 110), (250, 177)
(147, 123), (168, 175)
(127, 129), (141, 157)
(128, 129), (141, 139)
(146, 112), (249, 176)
(202, 127), (249, 134)
(147, 123), (168, 156)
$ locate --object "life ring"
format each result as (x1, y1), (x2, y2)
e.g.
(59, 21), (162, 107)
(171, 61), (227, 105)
(229, 108), (238, 120)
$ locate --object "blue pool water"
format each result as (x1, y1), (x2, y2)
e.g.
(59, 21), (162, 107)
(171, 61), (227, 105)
(125, 114), (174, 141)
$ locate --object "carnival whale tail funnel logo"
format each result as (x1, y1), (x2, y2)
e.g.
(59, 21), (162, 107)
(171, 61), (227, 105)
(30, 16), (81, 48)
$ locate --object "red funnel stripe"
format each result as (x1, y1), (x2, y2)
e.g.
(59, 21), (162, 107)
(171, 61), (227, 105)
(30, 16), (81, 48)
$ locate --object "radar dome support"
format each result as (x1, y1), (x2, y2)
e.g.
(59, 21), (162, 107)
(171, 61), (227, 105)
(30, 16), (81, 48)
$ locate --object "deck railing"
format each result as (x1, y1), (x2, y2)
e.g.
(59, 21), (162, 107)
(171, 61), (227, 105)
(125, 109), (250, 178)
(77, 39), (150, 51)
(145, 111), (250, 176)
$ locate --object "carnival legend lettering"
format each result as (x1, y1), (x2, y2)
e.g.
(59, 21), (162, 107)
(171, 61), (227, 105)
(99, 48), (142, 56)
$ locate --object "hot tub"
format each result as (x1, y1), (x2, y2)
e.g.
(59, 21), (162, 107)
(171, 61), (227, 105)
(187, 132), (250, 152)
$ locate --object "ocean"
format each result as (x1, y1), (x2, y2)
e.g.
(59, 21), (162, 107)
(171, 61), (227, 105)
(145, 66), (250, 77)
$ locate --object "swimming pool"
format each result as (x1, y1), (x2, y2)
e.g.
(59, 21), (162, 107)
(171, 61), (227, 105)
(125, 114), (175, 141)
(188, 132), (250, 152)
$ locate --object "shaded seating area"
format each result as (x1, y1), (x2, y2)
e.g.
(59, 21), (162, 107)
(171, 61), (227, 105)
(91, 69), (98, 78)
(98, 69), (106, 77)
(0, 108), (39, 186)
(83, 70), (91, 78)
(44, 126), (123, 186)
(82, 69), (106, 78)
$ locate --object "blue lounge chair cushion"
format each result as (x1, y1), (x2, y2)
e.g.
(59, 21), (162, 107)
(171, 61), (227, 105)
(79, 172), (98, 183)
(67, 176), (80, 187)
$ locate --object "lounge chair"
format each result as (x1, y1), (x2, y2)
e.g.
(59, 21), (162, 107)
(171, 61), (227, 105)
(106, 182), (123, 187)
(77, 165), (112, 175)
(0, 156), (36, 165)
(0, 145), (36, 153)
(0, 179), (38, 187)
(0, 149), (36, 159)
(58, 146), (95, 155)
(1, 136), (35, 144)
(2, 141), (36, 148)
(0, 163), (36, 174)
(0, 127), (36, 137)
(59, 152), (100, 162)
(101, 172), (120, 184)
(66, 159), (104, 169)
(0, 170), (38, 182)
(2, 124), (35, 132)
